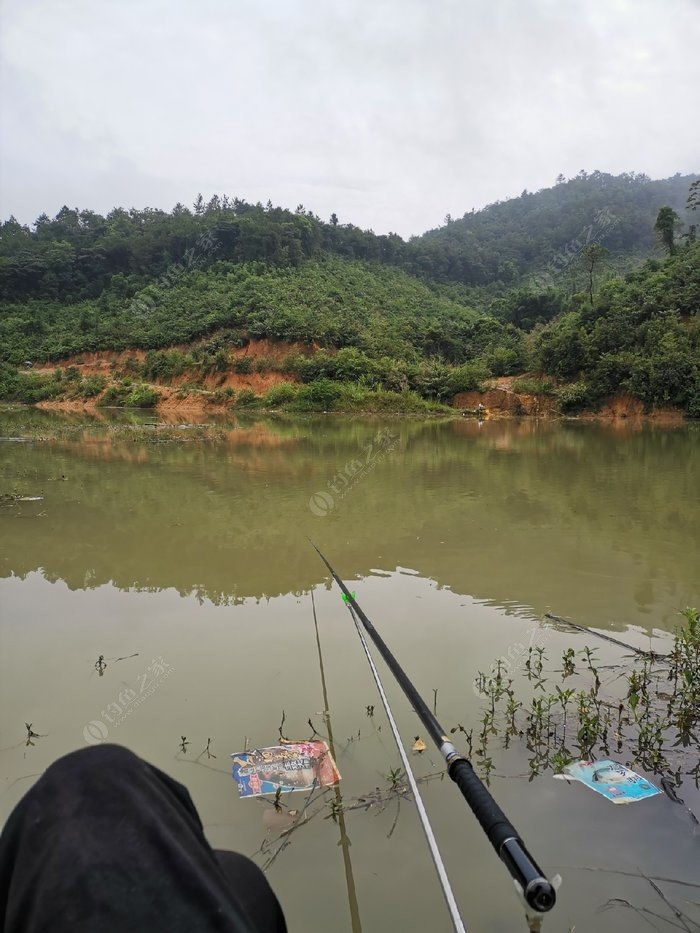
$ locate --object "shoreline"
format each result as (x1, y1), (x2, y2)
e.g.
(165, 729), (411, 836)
(6, 347), (692, 426)
(20, 397), (691, 424)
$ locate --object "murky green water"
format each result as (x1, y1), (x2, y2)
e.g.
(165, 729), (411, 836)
(1, 409), (699, 931)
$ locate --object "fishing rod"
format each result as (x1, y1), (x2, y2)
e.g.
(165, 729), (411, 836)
(343, 597), (467, 933)
(310, 541), (557, 918)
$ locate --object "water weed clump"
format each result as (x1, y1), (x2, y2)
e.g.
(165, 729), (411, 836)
(469, 607), (700, 788)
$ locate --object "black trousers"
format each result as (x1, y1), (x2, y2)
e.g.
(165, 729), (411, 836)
(0, 745), (287, 932)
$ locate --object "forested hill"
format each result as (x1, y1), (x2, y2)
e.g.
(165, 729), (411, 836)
(413, 171), (697, 286)
(0, 172), (698, 417)
(0, 172), (697, 304)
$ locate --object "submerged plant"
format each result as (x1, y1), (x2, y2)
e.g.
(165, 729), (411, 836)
(469, 608), (700, 789)
(386, 767), (403, 791)
(562, 648), (576, 678)
(25, 722), (40, 746)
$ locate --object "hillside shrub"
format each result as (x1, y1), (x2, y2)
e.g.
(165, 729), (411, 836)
(511, 377), (556, 395)
(235, 388), (258, 406)
(233, 357), (253, 374)
(99, 383), (159, 407)
(556, 382), (597, 413)
(126, 385), (160, 407)
(292, 378), (342, 410)
(448, 360), (491, 394)
(263, 382), (298, 406)
(76, 375), (107, 397)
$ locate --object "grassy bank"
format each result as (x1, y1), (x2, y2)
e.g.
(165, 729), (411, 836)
(0, 365), (454, 415)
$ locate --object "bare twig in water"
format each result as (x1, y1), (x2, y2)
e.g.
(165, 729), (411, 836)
(278, 710), (288, 743)
(258, 782), (328, 872)
(641, 871), (697, 933)
(346, 787), (407, 816)
(250, 799), (327, 868)
(601, 898), (689, 930)
(600, 899), (664, 929)
(326, 770), (446, 819)
(307, 718), (320, 739)
(196, 738), (216, 761)
(553, 866), (700, 892)
(387, 797), (401, 839)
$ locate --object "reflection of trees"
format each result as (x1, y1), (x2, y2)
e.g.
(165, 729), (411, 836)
(1, 415), (698, 631)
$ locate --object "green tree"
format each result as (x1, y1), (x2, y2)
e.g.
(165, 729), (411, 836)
(688, 179), (700, 212)
(654, 206), (681, 256)
(579, 243), (608, 305)
(687, 180), (699, 243)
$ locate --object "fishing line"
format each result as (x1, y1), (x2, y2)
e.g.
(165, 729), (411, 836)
(344, 601), (467, 933)
(544, 612), (670, 660)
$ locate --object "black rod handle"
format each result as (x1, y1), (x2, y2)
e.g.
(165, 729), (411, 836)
(448, 759), (556, 913)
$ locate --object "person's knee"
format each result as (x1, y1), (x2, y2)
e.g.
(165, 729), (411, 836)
(43, 744), (142, 782)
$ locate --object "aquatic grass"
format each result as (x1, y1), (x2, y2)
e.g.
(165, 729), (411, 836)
(469, 607), (700, 790)
(24, 723), (41, 746)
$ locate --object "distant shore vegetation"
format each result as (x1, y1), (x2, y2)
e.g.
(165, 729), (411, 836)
(1, 172), (698, 415)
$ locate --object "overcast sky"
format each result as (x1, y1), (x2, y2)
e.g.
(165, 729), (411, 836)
(1, 0), (698, 238)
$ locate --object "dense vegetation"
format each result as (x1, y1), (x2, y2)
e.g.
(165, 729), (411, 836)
(1, 171), (695, 303)
(0, 260), (521, 364)
(531, 241), (700, 415)
(419, 171), (695, 287)
(0, 172), (698, 414)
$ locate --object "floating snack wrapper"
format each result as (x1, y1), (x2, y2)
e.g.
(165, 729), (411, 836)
(230, 741), (340, 798)
(553, 759), (660, 804)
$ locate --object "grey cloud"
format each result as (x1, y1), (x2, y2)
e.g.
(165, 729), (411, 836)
(1, 0), (698, 236)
